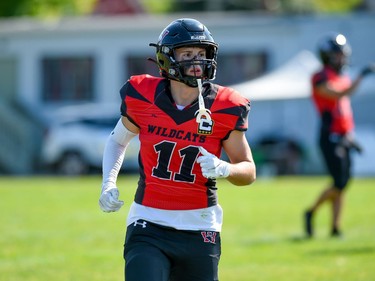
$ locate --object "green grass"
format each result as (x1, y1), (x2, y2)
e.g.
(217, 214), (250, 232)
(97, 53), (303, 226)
(0, 176), (374, 281)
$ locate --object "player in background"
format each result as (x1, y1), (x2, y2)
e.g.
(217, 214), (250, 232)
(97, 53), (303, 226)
(304, 33), (375, 238)
(99, 18), (256, 281)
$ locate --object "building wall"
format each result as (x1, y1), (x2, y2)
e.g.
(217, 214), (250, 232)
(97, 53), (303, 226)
(0, 57), (17, 101)
(1, 12), (374, 109)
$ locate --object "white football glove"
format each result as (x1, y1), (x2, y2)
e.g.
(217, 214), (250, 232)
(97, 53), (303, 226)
(197, 147), (230, 179)
(99, 183), (124, 212)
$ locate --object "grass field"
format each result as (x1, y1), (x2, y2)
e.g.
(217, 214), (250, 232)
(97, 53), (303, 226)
(0, 175), (374, 281)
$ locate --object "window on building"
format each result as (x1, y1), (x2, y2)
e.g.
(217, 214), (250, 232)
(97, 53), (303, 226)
(125, 52), (267, 86)
(216, 52), (268, 86)
(41, 57), (94, 102)
(126, 54), (160, 77)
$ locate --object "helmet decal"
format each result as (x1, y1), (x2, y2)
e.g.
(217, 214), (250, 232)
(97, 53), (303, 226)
(191, 35), (206, 40)
(159, 29), (169, 42)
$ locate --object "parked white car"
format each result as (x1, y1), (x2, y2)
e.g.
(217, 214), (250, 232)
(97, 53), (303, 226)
(40, 103), (140, 175)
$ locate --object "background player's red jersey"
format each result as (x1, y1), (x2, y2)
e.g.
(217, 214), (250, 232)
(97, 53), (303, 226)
(120, 75), (250, 210)
(312, 66), (354, 134)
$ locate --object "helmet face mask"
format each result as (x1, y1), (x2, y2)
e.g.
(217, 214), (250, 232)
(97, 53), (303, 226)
(150, 18), (218, 87)
(318, 33), (352, 73)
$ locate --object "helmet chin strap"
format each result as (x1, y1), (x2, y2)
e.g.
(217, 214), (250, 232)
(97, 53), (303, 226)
(195, 78), (212, 123)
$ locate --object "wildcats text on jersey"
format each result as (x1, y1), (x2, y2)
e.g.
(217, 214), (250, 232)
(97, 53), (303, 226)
(147, 124), (207, 143)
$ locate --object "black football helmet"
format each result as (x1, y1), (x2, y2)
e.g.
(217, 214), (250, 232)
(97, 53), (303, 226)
(149, 18), (218, 87)
(318, 33), (352, 72)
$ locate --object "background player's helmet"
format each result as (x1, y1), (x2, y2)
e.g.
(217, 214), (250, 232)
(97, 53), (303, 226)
(318, 33), (352, 72)
(150, 18), (218, 87)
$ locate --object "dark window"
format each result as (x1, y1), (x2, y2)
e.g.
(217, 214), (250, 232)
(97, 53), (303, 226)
(216, 52), (268, 85)
(42, 57), (94, 102)
(127, 54), (160, 77)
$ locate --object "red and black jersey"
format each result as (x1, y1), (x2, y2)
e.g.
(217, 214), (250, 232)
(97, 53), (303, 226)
(311, 66), (354, 135)
(120, 74), (250, 211)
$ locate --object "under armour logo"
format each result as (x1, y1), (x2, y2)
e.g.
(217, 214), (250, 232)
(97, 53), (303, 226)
(201, 231), (217, 244)
(133, 220), (147, 228)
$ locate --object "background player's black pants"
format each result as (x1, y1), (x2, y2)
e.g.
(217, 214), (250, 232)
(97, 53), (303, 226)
(124, 220), (221, 281)
(319, 133), (352, 190)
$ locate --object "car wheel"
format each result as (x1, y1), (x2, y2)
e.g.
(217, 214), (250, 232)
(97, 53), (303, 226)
(57, 152), (89, 175)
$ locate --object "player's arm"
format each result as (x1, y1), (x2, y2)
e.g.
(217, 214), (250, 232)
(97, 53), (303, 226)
(222, 130), (256, 186)
(317, 64), (375, 99)
(121, 116), (140, 135)
(316, 76), (362, 99)
(99, 116), (139, 212)
(197, 130), (256, 186)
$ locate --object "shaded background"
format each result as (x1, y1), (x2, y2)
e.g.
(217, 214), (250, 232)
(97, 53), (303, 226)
(0, 0), (374, 176)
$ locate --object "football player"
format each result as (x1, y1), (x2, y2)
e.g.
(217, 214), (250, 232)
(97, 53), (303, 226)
(304, 33), (374, 238)
(99, 18), (256, 281)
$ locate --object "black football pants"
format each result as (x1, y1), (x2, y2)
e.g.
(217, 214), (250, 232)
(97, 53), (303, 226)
(320, 133), (351, 190)
(123, 220), (221, 281)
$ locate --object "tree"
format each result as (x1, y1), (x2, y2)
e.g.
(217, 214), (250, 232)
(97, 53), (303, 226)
(0, 0), (97, 18)
(0, 0), (28, 17)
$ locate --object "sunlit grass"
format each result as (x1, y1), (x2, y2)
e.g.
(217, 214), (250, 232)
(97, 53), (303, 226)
(0, 175), (374, 280)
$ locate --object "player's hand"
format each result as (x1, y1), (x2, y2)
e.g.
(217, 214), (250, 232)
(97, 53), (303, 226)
(361, 63), (375, 77)
(99, 183), (124, 212)
(342, 135), (363, 154)
(197, 147), (230, 179)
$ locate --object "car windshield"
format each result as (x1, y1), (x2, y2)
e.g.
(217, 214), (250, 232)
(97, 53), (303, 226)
(59, 117), (118, 129)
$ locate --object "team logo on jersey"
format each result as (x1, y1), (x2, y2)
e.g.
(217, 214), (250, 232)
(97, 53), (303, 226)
(197, 118), (214, 135)
(201, 231), (217, 244)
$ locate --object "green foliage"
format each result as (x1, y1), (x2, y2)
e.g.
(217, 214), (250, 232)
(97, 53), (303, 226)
(280, 0), (316, 13)
(0, 0), (171, 18)
(0, 0), (28, 18)
(0, 0), (366, 18)
(313, 0), (363, 12)
(0, 0), (96, 18)
(140, 0), (173, 14)
(0, 176), (374, 280)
